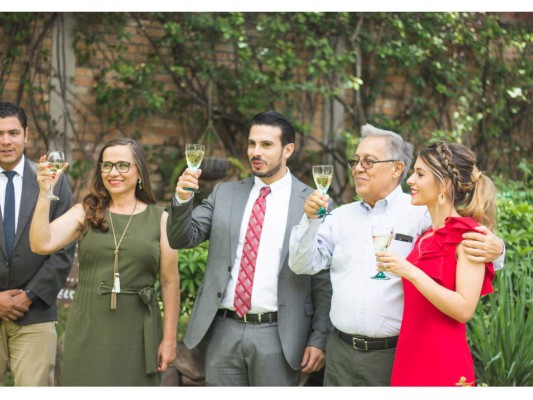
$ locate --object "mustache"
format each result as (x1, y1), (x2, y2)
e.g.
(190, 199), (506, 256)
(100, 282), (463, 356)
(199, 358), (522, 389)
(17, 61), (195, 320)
(251, 157), (264, 162)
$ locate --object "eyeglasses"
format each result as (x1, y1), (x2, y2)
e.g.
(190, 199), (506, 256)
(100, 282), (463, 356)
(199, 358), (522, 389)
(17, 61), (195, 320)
(100, 161), (134, 173)
(347, 158), (398, 169)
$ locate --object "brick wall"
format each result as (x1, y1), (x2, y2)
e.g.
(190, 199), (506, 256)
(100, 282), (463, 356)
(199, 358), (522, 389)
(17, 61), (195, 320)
(1, 12), (531, 205)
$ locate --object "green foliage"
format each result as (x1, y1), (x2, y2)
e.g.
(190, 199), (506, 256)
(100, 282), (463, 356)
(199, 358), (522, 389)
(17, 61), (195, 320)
(73, 13), (172, 127)
(467, 175), (533, 386)
(178, 242), (208, 317)
(154, 243), (208, 336)
(3, 14), (532, 375)
(468, 258), (533, 386)
(145, 143), (185, 192)
(358, 13), (531, 177)
(4, 12), (530, 205)
(496, 197), (533, 258)
(494, 167), (533, 259)
(137, 13), (531, 200)
(3, 371), (13, 386)
(227, 157), (250, 180)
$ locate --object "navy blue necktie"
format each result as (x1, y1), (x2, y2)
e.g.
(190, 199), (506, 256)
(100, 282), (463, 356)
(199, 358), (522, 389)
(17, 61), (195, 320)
(3, 170), (16, 261)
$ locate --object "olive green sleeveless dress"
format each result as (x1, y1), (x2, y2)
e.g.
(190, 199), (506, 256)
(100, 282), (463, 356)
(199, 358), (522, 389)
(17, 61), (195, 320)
(62, 205), (164, 386)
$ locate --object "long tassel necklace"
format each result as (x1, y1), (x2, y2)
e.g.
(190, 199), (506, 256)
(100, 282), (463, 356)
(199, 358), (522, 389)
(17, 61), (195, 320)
(108, 200), (138, 310)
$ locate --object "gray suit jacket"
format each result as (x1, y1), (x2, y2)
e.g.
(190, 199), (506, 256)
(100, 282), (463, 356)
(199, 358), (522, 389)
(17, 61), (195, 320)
(0, 159), (76, 325)
(167, 175), (333, 370)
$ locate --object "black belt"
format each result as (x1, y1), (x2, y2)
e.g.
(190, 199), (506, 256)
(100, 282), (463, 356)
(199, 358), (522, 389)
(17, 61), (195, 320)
(335, 328), (398, 351)
(217, 309), (277, 324)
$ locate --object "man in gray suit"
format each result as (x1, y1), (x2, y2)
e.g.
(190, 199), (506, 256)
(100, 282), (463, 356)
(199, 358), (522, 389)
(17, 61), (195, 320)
(167, 111), (332, 386)
(0, 102), (75, 386)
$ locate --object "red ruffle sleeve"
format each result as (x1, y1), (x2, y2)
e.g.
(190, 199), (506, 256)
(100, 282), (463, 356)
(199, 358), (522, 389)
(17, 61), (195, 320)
(413, 217), (494, 296)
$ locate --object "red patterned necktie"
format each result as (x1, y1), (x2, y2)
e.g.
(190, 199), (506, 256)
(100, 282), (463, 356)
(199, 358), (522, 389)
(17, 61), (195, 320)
(234, 186), (271, 317)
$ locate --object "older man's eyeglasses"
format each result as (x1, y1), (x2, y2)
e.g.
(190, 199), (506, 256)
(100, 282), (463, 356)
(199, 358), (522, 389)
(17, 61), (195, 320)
(347, 158), (398, 170)
(100, 161), (134, 173)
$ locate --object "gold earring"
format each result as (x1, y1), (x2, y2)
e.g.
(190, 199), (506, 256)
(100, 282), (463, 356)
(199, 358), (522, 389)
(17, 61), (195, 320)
(138, 178), (143, 190)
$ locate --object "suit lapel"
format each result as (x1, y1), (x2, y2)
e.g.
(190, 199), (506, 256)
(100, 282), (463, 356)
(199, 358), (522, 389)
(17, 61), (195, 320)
(0, 202), (5, 259)
(279, 176), (308, 270)
(14, 160), (39, 250)
(229, 177), (253, 262)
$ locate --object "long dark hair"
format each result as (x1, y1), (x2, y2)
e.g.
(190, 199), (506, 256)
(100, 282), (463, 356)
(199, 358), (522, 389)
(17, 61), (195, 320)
(82, 138), (156, 232)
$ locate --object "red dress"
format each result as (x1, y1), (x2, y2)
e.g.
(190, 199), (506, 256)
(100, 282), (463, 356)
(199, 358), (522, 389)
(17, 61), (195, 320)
(391, 217), (494, 386)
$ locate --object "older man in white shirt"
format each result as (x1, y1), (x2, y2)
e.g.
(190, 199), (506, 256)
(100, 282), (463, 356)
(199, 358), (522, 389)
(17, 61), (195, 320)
(289, 124), (504, 386)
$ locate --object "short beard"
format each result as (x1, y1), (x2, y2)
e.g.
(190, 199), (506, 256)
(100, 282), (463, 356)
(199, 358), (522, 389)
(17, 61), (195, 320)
(251, 156), (283, 179)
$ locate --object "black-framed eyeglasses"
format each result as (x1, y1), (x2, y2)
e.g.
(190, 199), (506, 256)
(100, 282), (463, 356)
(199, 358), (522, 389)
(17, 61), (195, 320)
(100, 161), (134, 173)
(347, 158), (398, 169)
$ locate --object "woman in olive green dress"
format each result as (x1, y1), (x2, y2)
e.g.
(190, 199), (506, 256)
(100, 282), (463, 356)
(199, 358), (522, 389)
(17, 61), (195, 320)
(30, 138), (179, 386)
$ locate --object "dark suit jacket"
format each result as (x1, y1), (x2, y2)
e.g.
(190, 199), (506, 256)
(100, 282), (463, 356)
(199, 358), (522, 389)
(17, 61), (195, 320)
(0, 159), (76, 325)
(167, 175), (333, 370)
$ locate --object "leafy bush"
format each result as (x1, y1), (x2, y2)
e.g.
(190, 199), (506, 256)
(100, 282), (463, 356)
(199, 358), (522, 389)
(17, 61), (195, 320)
(469, 258), (533, 386)
(467, 175), (533, 386)
(178, 241), (208, 317)
(494, 177), (533, 261)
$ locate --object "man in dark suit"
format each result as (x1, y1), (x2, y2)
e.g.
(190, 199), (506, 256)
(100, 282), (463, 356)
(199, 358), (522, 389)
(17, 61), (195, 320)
(167, 111), (332, 386)
(0, 102), (75, 386)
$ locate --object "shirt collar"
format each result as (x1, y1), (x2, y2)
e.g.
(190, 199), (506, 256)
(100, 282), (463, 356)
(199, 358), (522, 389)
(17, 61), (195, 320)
(1, 154), (25, 178)
(360, 184), (404, 214)
(253, 167), (292, 195)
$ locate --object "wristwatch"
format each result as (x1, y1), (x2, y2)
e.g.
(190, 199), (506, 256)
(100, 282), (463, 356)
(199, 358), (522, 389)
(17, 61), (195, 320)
(24, 289), (38, 303)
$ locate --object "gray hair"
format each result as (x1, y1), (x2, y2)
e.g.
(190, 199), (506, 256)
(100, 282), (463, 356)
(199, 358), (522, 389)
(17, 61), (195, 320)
(361, 123), (414, 182)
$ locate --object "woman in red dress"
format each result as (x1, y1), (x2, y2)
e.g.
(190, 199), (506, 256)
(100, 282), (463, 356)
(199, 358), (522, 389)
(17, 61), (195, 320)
(376, 141), (496, 386)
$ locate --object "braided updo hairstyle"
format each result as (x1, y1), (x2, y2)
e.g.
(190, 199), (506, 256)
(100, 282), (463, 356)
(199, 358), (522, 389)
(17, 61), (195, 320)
(418, 141), (496, 231)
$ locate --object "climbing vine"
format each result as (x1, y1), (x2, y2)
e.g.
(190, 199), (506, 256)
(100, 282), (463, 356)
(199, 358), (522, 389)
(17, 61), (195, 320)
(1, 12), (531, 202)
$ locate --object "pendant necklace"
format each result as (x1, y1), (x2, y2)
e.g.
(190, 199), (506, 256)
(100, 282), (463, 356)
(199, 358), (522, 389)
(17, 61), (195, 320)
(108, 199), (138, 310)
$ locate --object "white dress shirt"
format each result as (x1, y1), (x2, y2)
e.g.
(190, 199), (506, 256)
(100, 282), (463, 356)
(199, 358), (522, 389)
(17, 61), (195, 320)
(289, 185), (431, 337)
(174, 168), (293, 313)
(219, 170), (292, 313)
(1, 155), (25, 232)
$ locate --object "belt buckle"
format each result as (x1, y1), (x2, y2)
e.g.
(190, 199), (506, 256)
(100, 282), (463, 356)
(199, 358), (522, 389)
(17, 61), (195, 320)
(352, 337), (368, 351)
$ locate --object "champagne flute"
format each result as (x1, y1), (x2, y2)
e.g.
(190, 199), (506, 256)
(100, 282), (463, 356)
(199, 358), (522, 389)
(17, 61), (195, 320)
(312, 165), (333, 216)
(45, 150), (65, 201)
(371, 225), (394, 280)
(184, 143), (205, 192)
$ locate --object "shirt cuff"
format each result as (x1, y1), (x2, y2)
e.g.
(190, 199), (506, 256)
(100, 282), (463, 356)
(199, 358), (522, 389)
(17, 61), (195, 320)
(492, 240), (506, 271)
(173, 192), (194, 206)
(24, 289), (39, 303)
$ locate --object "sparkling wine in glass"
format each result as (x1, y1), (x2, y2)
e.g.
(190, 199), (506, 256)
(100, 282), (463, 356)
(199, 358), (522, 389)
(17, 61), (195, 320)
(371, 225), (394, 280)
(312, 165), (333, 216)
(46, 150), (65, 201)
(184, 143), (205, 192)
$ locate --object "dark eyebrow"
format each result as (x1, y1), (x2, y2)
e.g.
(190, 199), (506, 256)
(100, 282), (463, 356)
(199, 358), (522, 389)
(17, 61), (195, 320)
(249, 139), (274, 145)
(0, 129), (21, 134)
